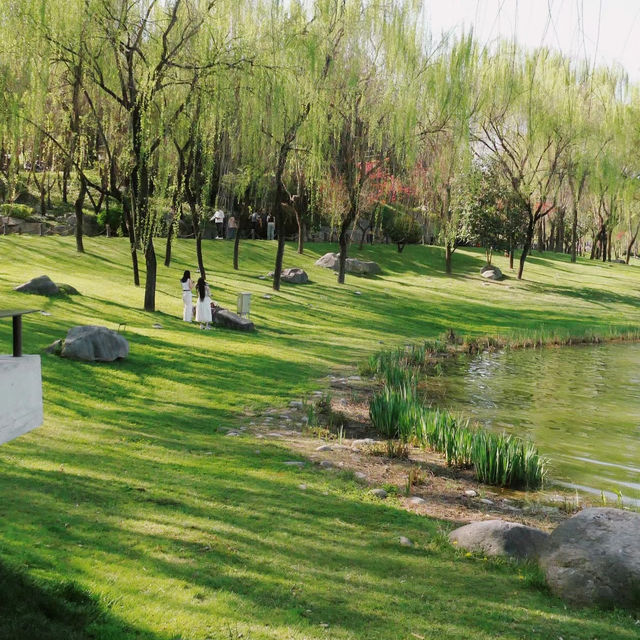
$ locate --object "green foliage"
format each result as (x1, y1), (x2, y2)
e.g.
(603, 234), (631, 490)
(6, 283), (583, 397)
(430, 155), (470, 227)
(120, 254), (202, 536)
(380, 203), (423, 246)
(0, 203), (36, 220)
(96, 202), (122, 231)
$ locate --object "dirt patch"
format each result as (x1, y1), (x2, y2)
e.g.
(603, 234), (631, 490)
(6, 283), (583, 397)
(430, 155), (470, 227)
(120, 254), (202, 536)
(245, 371), (579, 532)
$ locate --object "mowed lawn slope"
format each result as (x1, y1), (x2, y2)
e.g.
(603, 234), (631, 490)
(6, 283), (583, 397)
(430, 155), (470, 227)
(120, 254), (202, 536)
(0, 235), (638, 640)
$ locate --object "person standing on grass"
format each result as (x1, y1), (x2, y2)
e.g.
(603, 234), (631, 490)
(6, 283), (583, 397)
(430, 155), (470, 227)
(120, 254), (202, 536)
(211, 208), (225, 239)
(227, 214), (238, 240)
(250, 210), (259, 239)
(266, 213), (275, 240)
(180, 270), (194, 322)
(195, 276), (212, 330)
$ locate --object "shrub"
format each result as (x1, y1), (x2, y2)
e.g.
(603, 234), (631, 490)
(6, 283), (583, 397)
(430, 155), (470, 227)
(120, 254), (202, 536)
(0, 203), (36, 220)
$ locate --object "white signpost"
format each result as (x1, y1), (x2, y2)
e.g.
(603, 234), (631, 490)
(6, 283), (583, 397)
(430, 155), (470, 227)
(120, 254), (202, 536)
(0, 310), (43, 445)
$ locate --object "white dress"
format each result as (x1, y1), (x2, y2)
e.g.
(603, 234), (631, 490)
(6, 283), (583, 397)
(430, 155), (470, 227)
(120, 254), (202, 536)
(182, 279), (193, 321)
(195, 284), (212, 323)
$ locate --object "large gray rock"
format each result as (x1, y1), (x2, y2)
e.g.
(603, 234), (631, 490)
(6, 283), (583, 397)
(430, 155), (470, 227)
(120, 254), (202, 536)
(449, 519), (548, 561)
(314, 252), (381, 275)
(212, 309), (255, 332)
(481, 264), (503, 281)
(57, 283), (80, 295)
(539, 508), (640, 609)
(60, 326), (129, 362)
(281, 268), (309, 284)
(14, 275), (60, 296)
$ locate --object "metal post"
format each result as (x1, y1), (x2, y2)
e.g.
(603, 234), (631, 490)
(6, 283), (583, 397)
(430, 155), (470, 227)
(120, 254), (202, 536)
(12, 314), (22, 357)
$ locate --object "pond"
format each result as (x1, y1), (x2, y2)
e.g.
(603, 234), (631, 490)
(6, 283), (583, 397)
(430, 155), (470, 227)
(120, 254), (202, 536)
(428, 342), (640, 504)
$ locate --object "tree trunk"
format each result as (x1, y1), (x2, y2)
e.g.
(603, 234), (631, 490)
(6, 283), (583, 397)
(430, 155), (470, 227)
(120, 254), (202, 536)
(601, 226), (608, 262)
(536, 220), (544, 252)
(74, 175), (86, 253)
(338, 224), (349, 284)
(164, 222), (174, 267)
(518, 218), (535, 280)
(625, 225), (639, 264)
(295, 209), (304, 254)
(509, 248), (514, 270)
(233, 217), (241, 270)
(144, 237), (156, 312)
(570, 205), (578, 262)
(444, 243), (453, 274)
(124, 198), (140, 286)
(273, 231), (286, 291)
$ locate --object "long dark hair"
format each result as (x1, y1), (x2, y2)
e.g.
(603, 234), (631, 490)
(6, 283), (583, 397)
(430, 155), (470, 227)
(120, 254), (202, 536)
(180, 270), (191, 283)
(196, 277), (207, 301)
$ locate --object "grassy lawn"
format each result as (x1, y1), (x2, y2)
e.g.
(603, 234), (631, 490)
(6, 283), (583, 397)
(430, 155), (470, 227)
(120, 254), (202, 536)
(0, 235), (639, 640)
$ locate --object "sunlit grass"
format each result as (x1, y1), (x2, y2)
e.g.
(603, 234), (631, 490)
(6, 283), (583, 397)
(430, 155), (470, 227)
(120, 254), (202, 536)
(0, 236), (639, 639)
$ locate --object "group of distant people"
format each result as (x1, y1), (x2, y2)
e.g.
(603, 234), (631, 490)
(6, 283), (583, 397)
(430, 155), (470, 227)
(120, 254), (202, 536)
(180, 270), (212, 330)
(210, 209), (276, 240)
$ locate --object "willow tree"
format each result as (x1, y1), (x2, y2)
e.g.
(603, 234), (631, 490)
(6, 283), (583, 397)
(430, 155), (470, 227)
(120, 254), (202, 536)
(237, 0), (347, 291)
(68, 0), (247, 311)
(311, 0), (421, 283)
(409, 34), (479, 274)
(475, 47), (572, 279)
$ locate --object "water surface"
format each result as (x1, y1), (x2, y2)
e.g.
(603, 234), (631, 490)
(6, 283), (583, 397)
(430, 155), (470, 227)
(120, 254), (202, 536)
(429, 342), (640, 503)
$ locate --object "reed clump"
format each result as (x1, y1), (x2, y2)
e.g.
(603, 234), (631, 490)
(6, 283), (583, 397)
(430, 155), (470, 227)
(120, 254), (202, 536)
(366, 334), (551, 489)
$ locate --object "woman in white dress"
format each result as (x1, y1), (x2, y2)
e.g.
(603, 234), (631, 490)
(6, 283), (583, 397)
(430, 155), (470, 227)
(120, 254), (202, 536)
(180, 270), (194, 322)
(195, 276), (212, 330)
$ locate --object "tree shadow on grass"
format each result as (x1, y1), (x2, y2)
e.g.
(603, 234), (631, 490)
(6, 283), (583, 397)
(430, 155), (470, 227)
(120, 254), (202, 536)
(0, 559), (162, 640)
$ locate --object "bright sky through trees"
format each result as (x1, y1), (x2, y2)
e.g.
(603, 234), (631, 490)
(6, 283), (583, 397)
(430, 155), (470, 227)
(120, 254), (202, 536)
(425, 0), (640, 80)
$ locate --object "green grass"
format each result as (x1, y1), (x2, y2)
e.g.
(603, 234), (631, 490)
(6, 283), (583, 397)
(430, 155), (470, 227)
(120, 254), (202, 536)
(1, 236), (639, 639)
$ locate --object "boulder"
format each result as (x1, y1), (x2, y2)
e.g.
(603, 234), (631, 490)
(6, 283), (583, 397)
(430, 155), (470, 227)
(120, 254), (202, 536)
(480, 264), (503, 281)
(539, 508), (640, 609)
(314, 252), (381, 275)
(281, 268), (309, 284)
(60, 326), (129, 362)
(57, 283), (80, 295)
(346, 257), (381, 275)
(212, 309), (255, 332)
(449, 519), (548, 561)
(14, 275), (60, 296)
(315, 252), (340, 269)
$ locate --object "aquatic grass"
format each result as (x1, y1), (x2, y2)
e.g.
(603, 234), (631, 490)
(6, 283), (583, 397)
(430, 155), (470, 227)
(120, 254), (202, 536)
(471, 430), (547, 489)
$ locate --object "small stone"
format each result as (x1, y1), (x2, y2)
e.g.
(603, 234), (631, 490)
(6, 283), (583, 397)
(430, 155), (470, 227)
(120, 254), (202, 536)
(319, 461), (333, 469)
(225, 431), (239, 437)
(399, 536), (413, 547)
(258, 275), (266, 280)
(284, 461), (305, 467)
(354, 291), (362, 295)
(480, 498), (494, 506)
(409, 497), (426, 505)
(152, 323), (162, 329)
(348, 375), (361, 381)
(370, 488), (388, 499)
(263, 294), (272, 299)
(351, 438), (377, 449)
(354, 472), (367, 480)
(254, 450), (261, 454)
(298, 484), (307, 490)
(266, 432), (282, 438)
(289, 401), (303, 409)
(316, 445), (333, 452)
(464, 490), (478, 497)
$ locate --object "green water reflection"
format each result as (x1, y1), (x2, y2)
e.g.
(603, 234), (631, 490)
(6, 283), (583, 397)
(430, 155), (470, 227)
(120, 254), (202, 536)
(430, 342), (640, 503)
